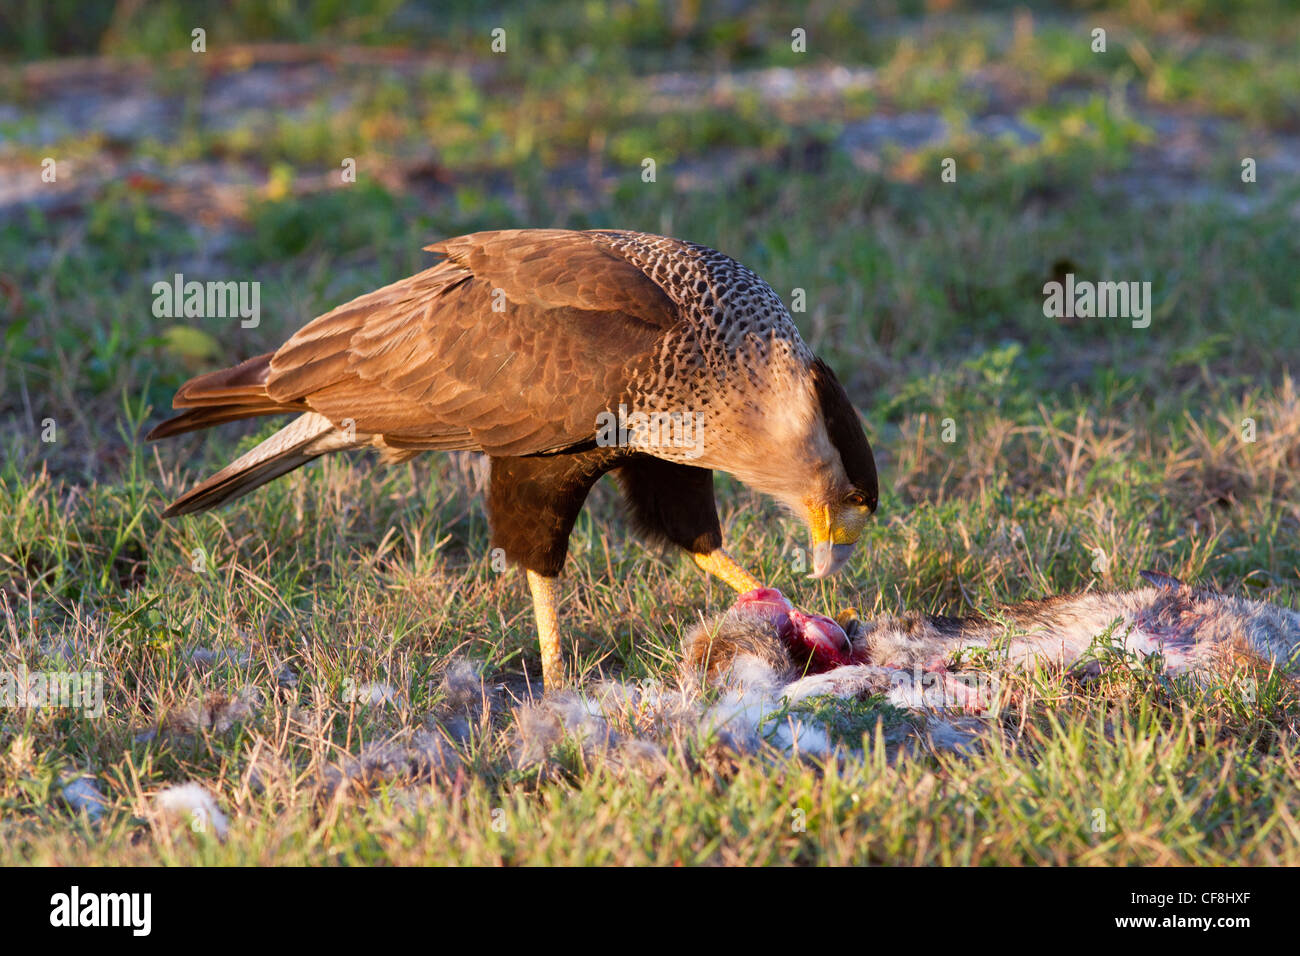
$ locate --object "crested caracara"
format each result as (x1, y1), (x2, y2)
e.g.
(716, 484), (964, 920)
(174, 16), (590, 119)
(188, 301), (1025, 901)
(148, 229), (878, 689)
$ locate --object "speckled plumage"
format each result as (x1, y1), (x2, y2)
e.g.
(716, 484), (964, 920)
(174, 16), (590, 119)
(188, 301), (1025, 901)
(591, 231), (820, 475)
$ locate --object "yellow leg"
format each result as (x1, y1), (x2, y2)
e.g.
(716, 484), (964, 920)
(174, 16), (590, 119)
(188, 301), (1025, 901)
(526, 570), (564, 690)
(693, 548), (763, 593)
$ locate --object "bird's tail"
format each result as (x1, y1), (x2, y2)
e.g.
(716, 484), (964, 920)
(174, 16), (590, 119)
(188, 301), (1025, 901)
(148, 352), (355, 517)
(146, 352), (303, 440)
(156, 411), (357, 517)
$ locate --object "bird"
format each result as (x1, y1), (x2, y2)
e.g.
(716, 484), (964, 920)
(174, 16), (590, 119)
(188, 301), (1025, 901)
(147, 228), (879, 690)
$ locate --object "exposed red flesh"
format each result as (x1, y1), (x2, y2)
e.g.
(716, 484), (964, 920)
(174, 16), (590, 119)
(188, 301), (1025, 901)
(734, 588), (854, 673)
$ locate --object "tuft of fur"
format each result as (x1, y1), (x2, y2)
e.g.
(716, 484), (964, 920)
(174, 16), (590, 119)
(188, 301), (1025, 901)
(321, 730), (462, 796)
(681, 609), (795, 682)
(156, 686), (262, 737)
(511, 647), (861, 774)
(155, 783), (230, 840)
(852, 584), (1300, 677)
(438, 659), (495, 743)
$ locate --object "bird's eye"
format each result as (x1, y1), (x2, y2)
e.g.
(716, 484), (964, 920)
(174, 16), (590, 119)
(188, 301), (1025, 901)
(844, 492), (867, 507)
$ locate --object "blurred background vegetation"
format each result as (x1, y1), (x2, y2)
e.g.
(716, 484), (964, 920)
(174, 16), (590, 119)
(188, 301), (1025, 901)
(4, 0), (1299, 58)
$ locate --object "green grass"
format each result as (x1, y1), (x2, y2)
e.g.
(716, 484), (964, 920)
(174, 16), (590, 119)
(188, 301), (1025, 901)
(2, 1), (1300, 865)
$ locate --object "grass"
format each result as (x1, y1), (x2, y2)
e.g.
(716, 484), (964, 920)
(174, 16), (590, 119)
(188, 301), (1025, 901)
(2, 1), (1300, 865)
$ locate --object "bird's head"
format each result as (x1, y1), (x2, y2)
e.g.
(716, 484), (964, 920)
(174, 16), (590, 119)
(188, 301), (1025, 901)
(707, 354), (877, 578)
(765, 358), (878, 578)
(803, 358), (878, 577)
(803, 492), (873, 578)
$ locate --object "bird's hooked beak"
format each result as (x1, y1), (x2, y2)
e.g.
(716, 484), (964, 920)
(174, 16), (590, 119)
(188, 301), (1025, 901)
(806, 502), (866, 579)
(810, 539), (856, 578)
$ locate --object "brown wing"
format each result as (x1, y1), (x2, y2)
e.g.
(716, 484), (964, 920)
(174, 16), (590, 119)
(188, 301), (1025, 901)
(264, 229), (681, 456)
